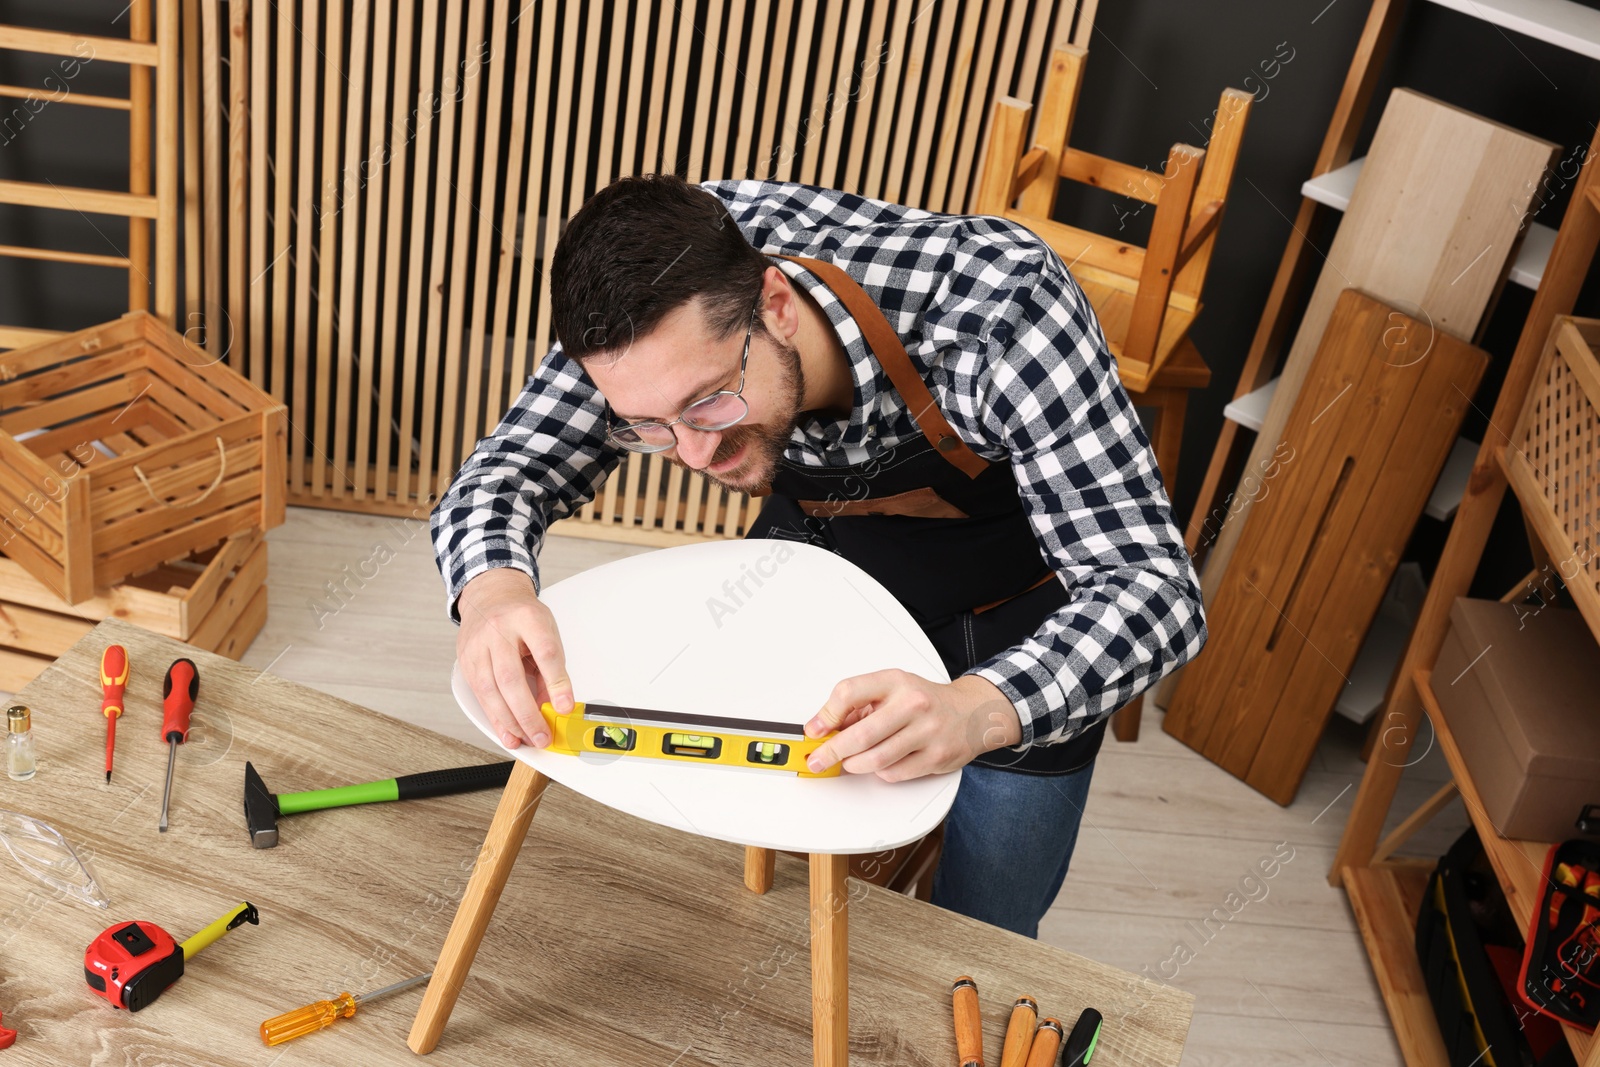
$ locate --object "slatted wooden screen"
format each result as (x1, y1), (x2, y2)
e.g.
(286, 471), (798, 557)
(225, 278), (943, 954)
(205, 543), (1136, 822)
(209, 0), (1096, 541)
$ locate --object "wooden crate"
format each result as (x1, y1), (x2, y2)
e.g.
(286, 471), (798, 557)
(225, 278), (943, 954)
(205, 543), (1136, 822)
(0, 312), (287, 603)
(0, 529), (268, 692)
(1502, 316), (1600, 638)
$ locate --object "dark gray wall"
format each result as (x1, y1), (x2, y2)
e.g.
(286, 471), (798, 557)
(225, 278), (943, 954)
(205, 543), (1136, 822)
(5, 0), (1600, 558)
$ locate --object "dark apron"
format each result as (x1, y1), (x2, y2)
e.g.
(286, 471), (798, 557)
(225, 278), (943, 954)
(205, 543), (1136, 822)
(746, 255), (1105, 776)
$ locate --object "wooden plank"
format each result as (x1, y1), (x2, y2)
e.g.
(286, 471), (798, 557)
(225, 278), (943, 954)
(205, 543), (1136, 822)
(795, 0), (840, 186)
(200, 0), (223, 361)
(814, 0), (860, 189)
(0, 600), (96, 657)
(0, 179), (157, 219)
(946, 0), (1009, 212)
(248, 0), (269, 389)
(155, 0), (180, 323)
(309, 0), (346, 497)
(268, 0), (294, 409)
(373, 0), (419, 503)
(182, 0), (203, 337)
(838, 0), (889, 194)
(128, 1), (153, 312)
(0, 84), (129, 110)
(882, 0), (931, 201)
(289, 0), (321, 494)
(0, 244), (129, 268)
(0, 25), (160, 65)
(860, 0), (905, 196)
(186, 539), (267, 652)
(434, 0), (490, 503)
(1060, 148), (1162, 204)
(398, 0), (446, 505)
(227, 0), (249, 380)
(331, 0), (373, 502)
(685, 0), (729, 184)
(416, 0), (470, 509)
(1164, 291), (1488, 805)
(925, 0), (983, 211)
(453, 0), (509, 480)
(202, 576), (267, 659)
(503, 0), (560, 495)
(1001, 212), (1145, 280)
(1197, 89), (1558, 664)
(478, 0), (535, 485)
(1343, 865), (1451, 1067)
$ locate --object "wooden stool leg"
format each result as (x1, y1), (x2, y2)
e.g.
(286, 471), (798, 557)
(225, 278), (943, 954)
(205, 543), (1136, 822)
(809, 853), (849, 1067)
(408, 761), (551, 1054)
(1111, 693), (1144, 742)
(745, 845), (775, 893)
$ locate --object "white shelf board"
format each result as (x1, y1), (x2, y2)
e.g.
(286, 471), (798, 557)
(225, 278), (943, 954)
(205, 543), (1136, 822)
(1335, 564), (1427, 724)
(1302, 158), (1364, 211)
(1425, 437), (1479, 522)
(1302, 156), (1556, 289)
(1222, 376), (1277, 432)
(1420, 0), (1600, 60)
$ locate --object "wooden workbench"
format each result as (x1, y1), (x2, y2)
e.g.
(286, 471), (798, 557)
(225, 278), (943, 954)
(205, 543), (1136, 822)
(0, 619), (1193, 1065)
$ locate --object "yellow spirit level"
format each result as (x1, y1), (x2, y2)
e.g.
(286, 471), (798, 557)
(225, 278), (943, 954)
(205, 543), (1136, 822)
(537, 702), (841, 777)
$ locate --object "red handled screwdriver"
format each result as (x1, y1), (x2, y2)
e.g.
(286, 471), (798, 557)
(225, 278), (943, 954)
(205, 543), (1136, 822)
(157, 659), (198, 833)
(100, 644), (129, 783)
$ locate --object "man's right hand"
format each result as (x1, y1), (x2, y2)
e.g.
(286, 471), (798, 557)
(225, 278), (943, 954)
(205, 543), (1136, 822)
(455, 568), (575, 750)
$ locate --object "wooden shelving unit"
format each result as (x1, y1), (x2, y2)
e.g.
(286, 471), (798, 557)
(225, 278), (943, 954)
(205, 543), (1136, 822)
(1328, 73), (1600, 1067)
(1174, 1), (1600, 1062)
(1344, 668), (1593, 1065)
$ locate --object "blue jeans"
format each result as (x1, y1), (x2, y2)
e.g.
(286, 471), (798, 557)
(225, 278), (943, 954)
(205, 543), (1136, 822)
(929, 757), (1098, 939)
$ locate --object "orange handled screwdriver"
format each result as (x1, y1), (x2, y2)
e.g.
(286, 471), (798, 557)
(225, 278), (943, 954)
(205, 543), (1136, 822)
(260, 972), (431, 1046)
(100, 645), (129, 783)
(157, 659), (198, 833)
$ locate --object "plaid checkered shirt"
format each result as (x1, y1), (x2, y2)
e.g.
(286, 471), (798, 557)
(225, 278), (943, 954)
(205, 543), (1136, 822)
(432, 179), (1207, 752)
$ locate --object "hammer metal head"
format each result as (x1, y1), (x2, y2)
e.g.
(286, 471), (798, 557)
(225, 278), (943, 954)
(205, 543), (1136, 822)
(243, 761), (281, 849)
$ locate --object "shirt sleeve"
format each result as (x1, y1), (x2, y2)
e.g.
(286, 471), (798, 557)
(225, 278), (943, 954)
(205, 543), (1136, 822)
(429, 341), (619, 622)
(949, 227), (1209, 750)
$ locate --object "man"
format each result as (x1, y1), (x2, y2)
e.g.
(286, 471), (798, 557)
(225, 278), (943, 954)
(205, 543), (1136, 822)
(432, 175), (1206, 938)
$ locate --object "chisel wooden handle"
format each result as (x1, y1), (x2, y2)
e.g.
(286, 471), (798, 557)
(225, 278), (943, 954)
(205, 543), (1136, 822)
(999, 995), (1037, 1067)
(951, 976), (984, 1067)
(1024, 1018), (1062, 1067)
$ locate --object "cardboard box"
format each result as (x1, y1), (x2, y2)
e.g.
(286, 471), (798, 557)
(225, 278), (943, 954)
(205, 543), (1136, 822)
(1434, 597), (1600, 842)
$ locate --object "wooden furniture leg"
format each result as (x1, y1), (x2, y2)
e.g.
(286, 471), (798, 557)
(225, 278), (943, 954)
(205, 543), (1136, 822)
(1111, 695), (1143, 742)
(408, 761), (552, 1054)
(810, 853), (849, 1067)
(745, 845), (775, 893)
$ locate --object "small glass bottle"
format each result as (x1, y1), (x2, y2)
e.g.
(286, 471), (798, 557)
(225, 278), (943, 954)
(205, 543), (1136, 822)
(7, 704), (36, 781)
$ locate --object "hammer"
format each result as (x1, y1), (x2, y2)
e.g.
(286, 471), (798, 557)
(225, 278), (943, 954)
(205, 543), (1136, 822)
(244, 760), (514, 848)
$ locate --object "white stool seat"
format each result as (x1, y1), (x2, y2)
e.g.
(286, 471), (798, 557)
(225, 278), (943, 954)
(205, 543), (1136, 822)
(454, 539), (960, 854)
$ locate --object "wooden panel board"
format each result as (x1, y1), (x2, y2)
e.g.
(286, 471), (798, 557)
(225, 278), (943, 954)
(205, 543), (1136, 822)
(1194, 88), (1557, 659)
(1163, 290), (1488, 805)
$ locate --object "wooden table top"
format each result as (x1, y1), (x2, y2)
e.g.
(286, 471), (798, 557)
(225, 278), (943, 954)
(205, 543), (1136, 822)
(0, 618), (1192, 1065)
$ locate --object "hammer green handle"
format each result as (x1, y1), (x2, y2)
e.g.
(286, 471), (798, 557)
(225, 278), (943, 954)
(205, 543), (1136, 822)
(276, 762), (514, 815)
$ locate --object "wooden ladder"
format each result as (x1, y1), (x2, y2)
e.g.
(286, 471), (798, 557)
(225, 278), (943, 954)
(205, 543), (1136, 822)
(0, 2), (179, 350)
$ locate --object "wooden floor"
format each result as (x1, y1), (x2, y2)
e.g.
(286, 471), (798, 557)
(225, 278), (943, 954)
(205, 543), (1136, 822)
(14, 506), (1470, 1065)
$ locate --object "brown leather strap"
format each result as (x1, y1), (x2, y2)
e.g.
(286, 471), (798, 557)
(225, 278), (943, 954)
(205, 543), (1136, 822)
(971, 571), (1057, 615)
(776, 254), (990, 479)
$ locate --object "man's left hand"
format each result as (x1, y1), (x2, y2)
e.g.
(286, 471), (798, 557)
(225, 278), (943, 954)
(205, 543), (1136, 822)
(803, 671), (1022, 781)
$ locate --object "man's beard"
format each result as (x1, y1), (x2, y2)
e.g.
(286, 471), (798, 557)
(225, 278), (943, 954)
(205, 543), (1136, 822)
(699, 332), (806, 495)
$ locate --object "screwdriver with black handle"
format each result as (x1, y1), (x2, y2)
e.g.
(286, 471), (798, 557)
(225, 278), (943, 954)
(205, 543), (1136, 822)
(157, 659), (197, 833)
(260, 972), (432, 1045)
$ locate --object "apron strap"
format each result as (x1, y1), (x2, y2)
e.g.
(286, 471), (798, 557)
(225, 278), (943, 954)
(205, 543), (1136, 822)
(775, 254), (990, 479)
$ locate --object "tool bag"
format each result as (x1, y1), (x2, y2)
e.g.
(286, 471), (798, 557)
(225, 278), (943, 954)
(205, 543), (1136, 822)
(1519, 837), (1600, 1034)
(1416, 827), (1575, 1067)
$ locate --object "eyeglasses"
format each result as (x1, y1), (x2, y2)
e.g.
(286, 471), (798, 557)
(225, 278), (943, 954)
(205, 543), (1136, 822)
(0, 808), (109, 908)
(606, 300), (760, 454)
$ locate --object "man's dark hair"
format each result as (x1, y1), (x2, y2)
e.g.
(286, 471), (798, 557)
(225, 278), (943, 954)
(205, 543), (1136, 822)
(551, 174), (769, 361)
